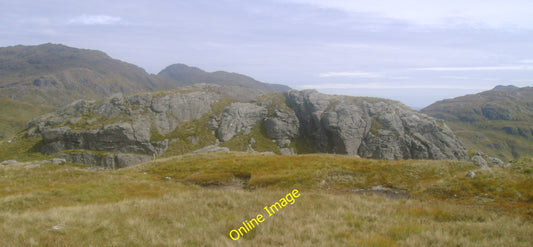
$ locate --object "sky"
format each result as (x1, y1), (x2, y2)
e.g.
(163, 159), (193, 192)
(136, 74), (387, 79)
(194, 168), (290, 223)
(1, 0), (533, 108)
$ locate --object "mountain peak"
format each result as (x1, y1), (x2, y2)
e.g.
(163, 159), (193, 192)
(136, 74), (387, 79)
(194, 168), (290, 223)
(493, 85), (519, 90)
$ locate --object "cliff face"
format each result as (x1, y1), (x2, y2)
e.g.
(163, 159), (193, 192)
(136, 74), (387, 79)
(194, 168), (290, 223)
(24, 87), (468, 167)
(284, 90), (468, 160)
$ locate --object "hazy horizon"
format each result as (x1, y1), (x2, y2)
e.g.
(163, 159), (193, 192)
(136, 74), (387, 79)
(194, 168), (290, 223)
(2, 0), (532, 108)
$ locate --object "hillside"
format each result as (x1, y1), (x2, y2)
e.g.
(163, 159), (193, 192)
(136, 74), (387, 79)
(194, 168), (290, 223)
(0, 152), (531, 246)
(158, 63), (290, 92)
(0, 44), (160, 137)
(422, 85), (533, 160)
(0, 44), (290, 138)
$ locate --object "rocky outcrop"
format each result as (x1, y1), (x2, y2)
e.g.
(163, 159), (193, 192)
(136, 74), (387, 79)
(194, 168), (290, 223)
(285, 90), (468, 160)
(215, 103), (268, 142)
(40, 123), (168, 155)
(24, 87), (470, 167)
(28, 90), (222, 166)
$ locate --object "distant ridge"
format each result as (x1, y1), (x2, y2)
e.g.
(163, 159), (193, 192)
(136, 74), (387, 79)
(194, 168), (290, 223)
(422, 85), (533, 160)
(0, 43), (291, 137)
(158, 63), (290, 92)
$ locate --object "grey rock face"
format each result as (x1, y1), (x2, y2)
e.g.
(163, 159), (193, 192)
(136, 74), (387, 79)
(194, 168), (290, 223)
(150, 91), (220, 134)
(216, 103), (268, 142)
(40, 123), (168, 155)
(285, 90), (468, 160)
(28, 90), (221, 167)
(264, 109), (300, 141)
(472, 155), (489, 169)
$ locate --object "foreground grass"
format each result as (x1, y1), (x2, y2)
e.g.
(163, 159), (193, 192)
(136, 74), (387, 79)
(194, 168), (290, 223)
(0, 153), (532, 246)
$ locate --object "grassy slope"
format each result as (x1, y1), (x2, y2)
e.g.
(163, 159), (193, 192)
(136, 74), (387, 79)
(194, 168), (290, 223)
(0, 153), (531, 246)
(422, 87), (533, 161)
(0, 97), (56, 138)
(447, 121), (533, 161)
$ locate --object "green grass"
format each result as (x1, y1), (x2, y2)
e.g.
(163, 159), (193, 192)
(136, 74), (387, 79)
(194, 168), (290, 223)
(0, 133), (50, 162)
(0, 153), (531, 246)
(0, 97), (56, 138)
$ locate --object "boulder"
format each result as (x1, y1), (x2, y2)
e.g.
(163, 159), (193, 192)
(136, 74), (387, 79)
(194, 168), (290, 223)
(6, 160), (18, 165)
(50, 158), (67, 165)
(472, 155), (489, 169)
(487, 157), (504, 166)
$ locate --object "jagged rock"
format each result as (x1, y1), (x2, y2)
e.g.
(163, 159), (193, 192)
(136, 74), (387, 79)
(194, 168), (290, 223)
(249, 137), (256, 145)
(472, 155), (489, 169)
(285, 90), (468, 160)
(487, 157), (504, 166)
(193, 145), (230, 153)
(216, 103), (268, 142)
(58, 152), (150, 168)
(466, 171), (476, 178)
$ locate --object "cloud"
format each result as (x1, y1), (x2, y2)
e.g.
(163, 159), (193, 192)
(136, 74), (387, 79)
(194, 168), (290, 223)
(519, 59), (533, 64)
(288, 0), (533, 29)
(319, 71), (382, 78)
(413, 65), (533, 71)
(298, 83), (488, 90)
(68, 15), (122, 25)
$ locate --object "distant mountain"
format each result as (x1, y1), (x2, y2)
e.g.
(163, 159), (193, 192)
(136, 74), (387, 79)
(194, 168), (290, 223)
(158, 63), (290, 92)
(422, 85), (533, 160)
(0, 43), (291, 137)
(0, 43), (163, 137)
(0, 43), (159, 100)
